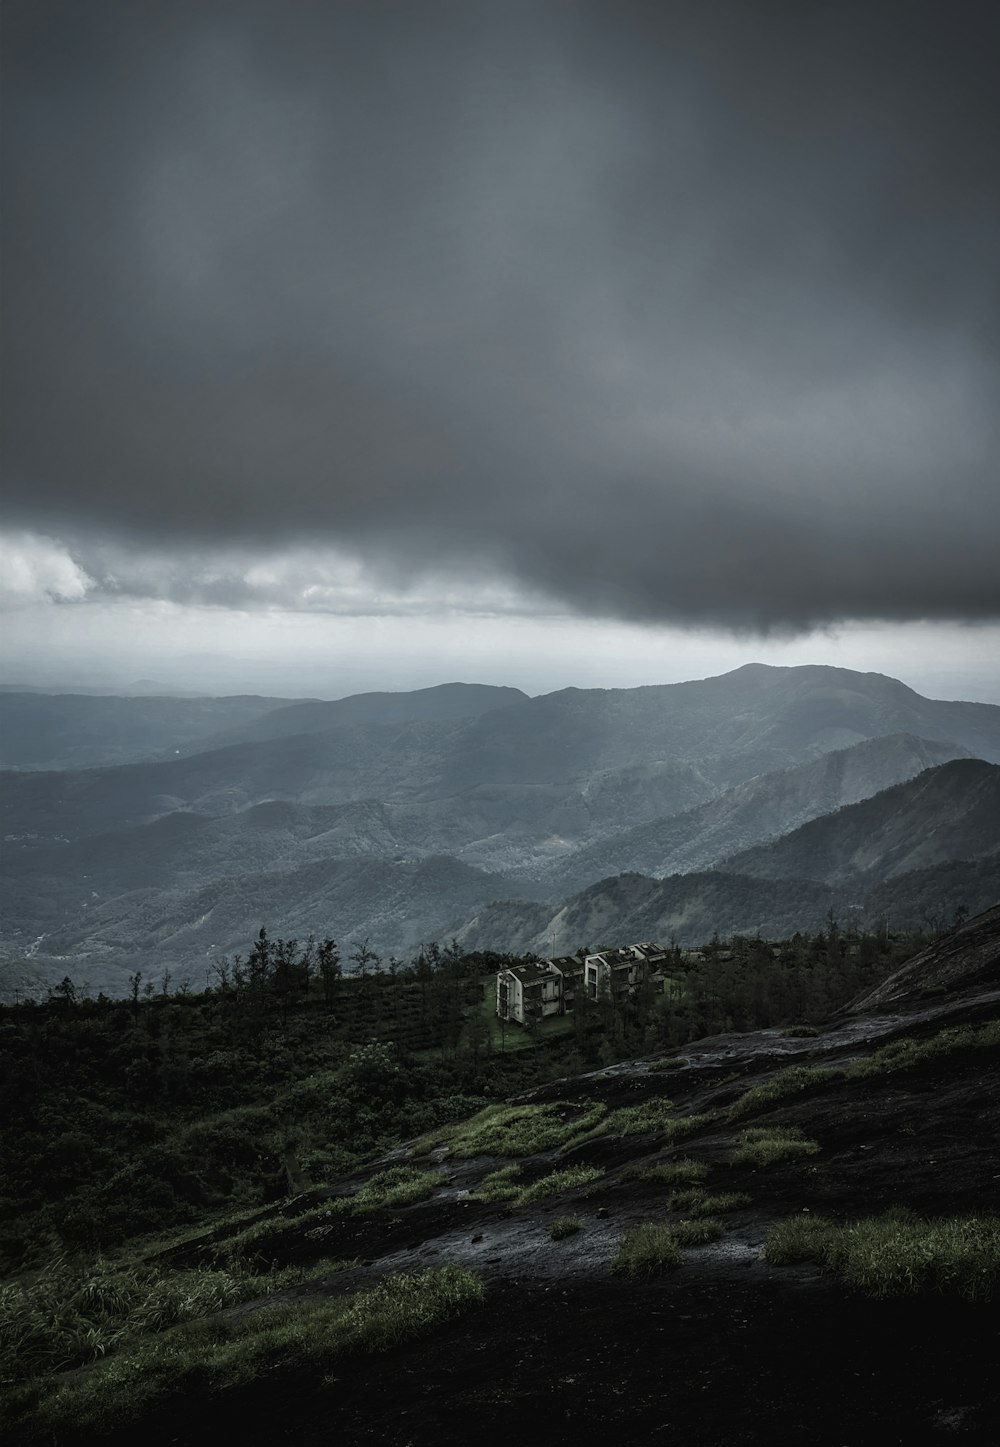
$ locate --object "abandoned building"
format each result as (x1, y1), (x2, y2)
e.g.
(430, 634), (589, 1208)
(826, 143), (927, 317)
(496, 943), (668, 1026)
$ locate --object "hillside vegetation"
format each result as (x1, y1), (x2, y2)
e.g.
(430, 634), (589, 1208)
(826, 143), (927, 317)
(2, 906), (998, 1443)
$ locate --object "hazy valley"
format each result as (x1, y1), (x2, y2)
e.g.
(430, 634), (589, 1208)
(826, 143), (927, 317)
(2, 664), (998, 999)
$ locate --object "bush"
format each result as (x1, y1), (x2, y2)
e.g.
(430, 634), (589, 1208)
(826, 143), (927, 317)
(781, 1026), (820, 1038)
(731, 1126), (820, 1168)
(763, 1212), (1000, 1300)
(648, 1057), (686, 1071)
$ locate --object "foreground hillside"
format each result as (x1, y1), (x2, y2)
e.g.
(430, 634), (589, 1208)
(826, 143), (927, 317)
(3, 907), (999, 1444)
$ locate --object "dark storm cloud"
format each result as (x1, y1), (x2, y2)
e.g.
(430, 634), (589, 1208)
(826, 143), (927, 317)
(3, 0), (999, 629)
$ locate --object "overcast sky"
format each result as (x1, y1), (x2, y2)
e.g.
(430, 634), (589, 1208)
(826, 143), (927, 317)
(2, 0), (998, 700)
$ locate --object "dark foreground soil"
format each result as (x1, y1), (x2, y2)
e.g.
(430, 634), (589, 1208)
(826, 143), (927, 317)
(80, 1271), (1000, 1447)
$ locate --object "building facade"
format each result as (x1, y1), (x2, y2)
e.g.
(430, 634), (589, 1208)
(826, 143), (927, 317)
(496, 943), (667, 1026)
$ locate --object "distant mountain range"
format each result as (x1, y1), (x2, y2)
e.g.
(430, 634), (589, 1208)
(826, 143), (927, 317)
(447, 761), (1000, 956)
(1, 665), (997, 997)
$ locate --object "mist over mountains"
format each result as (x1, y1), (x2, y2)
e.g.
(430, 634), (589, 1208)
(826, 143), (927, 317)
(1, 664), (998, 998)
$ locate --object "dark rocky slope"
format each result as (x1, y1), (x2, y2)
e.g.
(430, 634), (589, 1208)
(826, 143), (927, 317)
(45, 905), (1000, 1447)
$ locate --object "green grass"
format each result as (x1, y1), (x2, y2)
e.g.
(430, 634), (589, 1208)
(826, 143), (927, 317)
(471, 1164), (603, 1207)
(517, 1166), (603, 1205)
(621, 1158), (709, 1187)
(612, 1222), (681, 1276)
(847, 1019), (1000, 1079)
(780, 1025), (820, 1038)
(648, 1056), (686, 1071)
(612, 1213), (727, 1275)
(472, 1164), (524, 1203)
(731, 1126), (820, 1168)
(211, 1168), (444, 1265)
(763, 1211), (1000, 1300)
(727, 1065), (845, 1120)
(7, 1264), (485, 1436)
(666, 1188), (751, 1216)
(669, 1217), (727, 1247)
(0, 1251), (351, 1384)
(604, 1096), (675, 1136)
(415, 1101), (607, 1159)
(662, 1112), (718, 1144)
(337, 1166), (447, 1213)
(549, 1217), (583, 1241)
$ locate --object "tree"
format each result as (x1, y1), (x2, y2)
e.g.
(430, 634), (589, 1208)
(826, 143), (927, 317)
(317, 937), (341, 1011)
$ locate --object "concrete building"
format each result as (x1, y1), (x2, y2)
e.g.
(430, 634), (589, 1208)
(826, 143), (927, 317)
(496, 943), (667, 1026)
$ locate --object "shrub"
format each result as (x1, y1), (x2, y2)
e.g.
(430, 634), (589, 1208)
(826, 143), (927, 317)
(763, 1212), (1000, 1300)
(731, 1126), (820, 1168)
(727, 1066), (845, 1120)
(781, 1026), (820, 1038)
(648, 1057), (686, 1071)
(549, 1217), (583, 1241)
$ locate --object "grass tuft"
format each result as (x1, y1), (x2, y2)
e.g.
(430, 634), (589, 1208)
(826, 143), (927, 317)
(666, 1188), (751, 1216)
(0, 1252), (348, 1384)
(339, 1166), (446, 1213)
(11, 1265), (485, 1436)
(603, 1096), (675, 1136)
(612, 1223), (680, 1276)
(727, 1066), (845, 1121)
(471, 1164), (603, 1207)
(763, 1211), (1000, 1300)
(416, 1101), (607, 1158)
(622, 1158), (709, 1187)
(549, 1217), (583, 1241)
(731, 1126), (820, 1168)
(669, 1217), (726, 1247)
(848, 1020), (1000, 1079)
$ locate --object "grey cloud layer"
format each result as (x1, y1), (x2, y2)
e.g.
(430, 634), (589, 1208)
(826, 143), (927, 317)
(3, 0), (999, 629)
